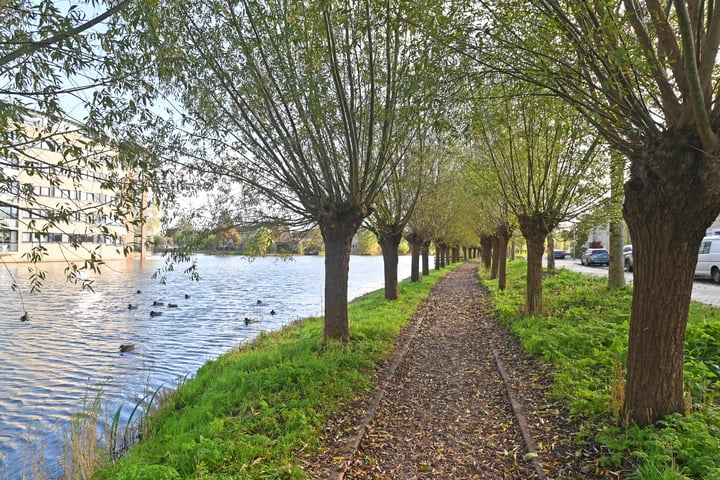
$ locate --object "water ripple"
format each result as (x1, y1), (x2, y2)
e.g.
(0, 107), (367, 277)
(0, 254), (414, 479)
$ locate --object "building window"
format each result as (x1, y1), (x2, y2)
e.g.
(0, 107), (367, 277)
(0, 181), (19, 197)
(33, 185), (52, 197)
(1, 156), (19, 168)
(0, 205), (18, 221)
(23, 209), (48, 219)
(0, 229), (18, 252)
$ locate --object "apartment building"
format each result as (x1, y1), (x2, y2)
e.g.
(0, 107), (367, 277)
(0, 118), (139, 262)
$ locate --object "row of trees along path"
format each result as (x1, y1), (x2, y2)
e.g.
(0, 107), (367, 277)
(303, 262), (614, 479)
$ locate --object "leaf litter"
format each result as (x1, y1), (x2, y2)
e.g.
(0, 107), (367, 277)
(302, 263), (615, 479)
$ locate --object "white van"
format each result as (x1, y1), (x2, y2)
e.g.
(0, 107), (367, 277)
(695, 236), (720, 283)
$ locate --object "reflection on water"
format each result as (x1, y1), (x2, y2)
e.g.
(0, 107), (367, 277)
(0, 254), (413, 479)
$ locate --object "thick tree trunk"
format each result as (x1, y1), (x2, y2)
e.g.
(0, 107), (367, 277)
(490, 236), (500, 279)
(319, 208), (365, 342)
(491, 238), (499, 279)
(437, 242), (446, 268)
(378, 230), (403, 300)
(321, 230), (353, 342)
(481, 235), (493, 269)
(608, 150), (626, 288)
(497, 225), (512, 291)
(524, 234), (545, 314)
(422, 240), (431, 275)
(518, 214), (552, 315)
(497, 233), (509, 291)
(409, 238), (422, 282)
(623, 140), (720, 426)
(546, 234), (555, 271)
(608, 219), (625, 288)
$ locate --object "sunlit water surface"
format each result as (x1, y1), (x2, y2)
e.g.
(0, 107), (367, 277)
(0, 254), (413, 479)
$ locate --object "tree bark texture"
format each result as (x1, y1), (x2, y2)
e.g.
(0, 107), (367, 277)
(490, 236), (500, 279)
(623, 138), (720, 426)
(524, 235), (545, 315)
(608, 150), (626, 288)
(546, 234), (555, 271)
(319, 208), (365, 342)
(481, 235), (493, 270)
(518, 214), (552, 316)
(378, 230), (403, 300)
(422, 240), (431, 276)
(437, 242), (446, 268)
(497, 225), (512, 291)
(608, 219), (625, 288)
(409, 239), (422, 282)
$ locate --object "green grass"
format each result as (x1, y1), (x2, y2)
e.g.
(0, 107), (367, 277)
(481, 261), (720, 479)
(93, 265), (456, 480)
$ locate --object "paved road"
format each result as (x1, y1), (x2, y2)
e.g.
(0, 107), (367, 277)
(547, 257), (720, 307)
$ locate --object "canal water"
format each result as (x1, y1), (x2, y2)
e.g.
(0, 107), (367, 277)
(0, 254), (413, 479)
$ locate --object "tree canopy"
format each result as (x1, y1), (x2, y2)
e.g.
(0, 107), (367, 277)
(463, 0), (720, 425)
(115, 0), (446, 340)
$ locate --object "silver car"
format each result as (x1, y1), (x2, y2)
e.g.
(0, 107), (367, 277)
(623, 245), (633, 272)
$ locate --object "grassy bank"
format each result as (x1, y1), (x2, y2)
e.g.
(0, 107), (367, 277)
(481, 261), (720, 479)
(93, 264), (456, 480)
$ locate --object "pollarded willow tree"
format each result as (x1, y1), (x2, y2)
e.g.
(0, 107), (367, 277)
(432, 158), (479, 266)
(468, 162), (515, 290)
(405, 182), (435, 281)
(473, 90), (604, 314)
(404, 134), (460, 280)
(471, 0), (720, 426)
(365, 139), (428, 300)
(117, 0), (441, 341)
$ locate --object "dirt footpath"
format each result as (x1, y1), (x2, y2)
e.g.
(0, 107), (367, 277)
(303, 262), (609, 479)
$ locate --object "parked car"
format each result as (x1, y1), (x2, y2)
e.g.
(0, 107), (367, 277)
(581, 248), (610, 266)
(695, 236), (720, 283)
(623, 245), (633, 272)
(553, 249), (568, 259)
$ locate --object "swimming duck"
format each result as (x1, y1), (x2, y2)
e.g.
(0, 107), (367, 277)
(184, 294), (191, 299)
(152, 301), (164, 306)
(168, 303), (178, 308)
(244, 317), (259, 325)
(256, 299), (262, 304)
(119, 344), (135, 352)
(270, 309), (276, 315)
(136, 290), (142, 294)
(128, 304), (138, 310)
(150, 310), (163, 317)
(20, 311), (29, 322)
